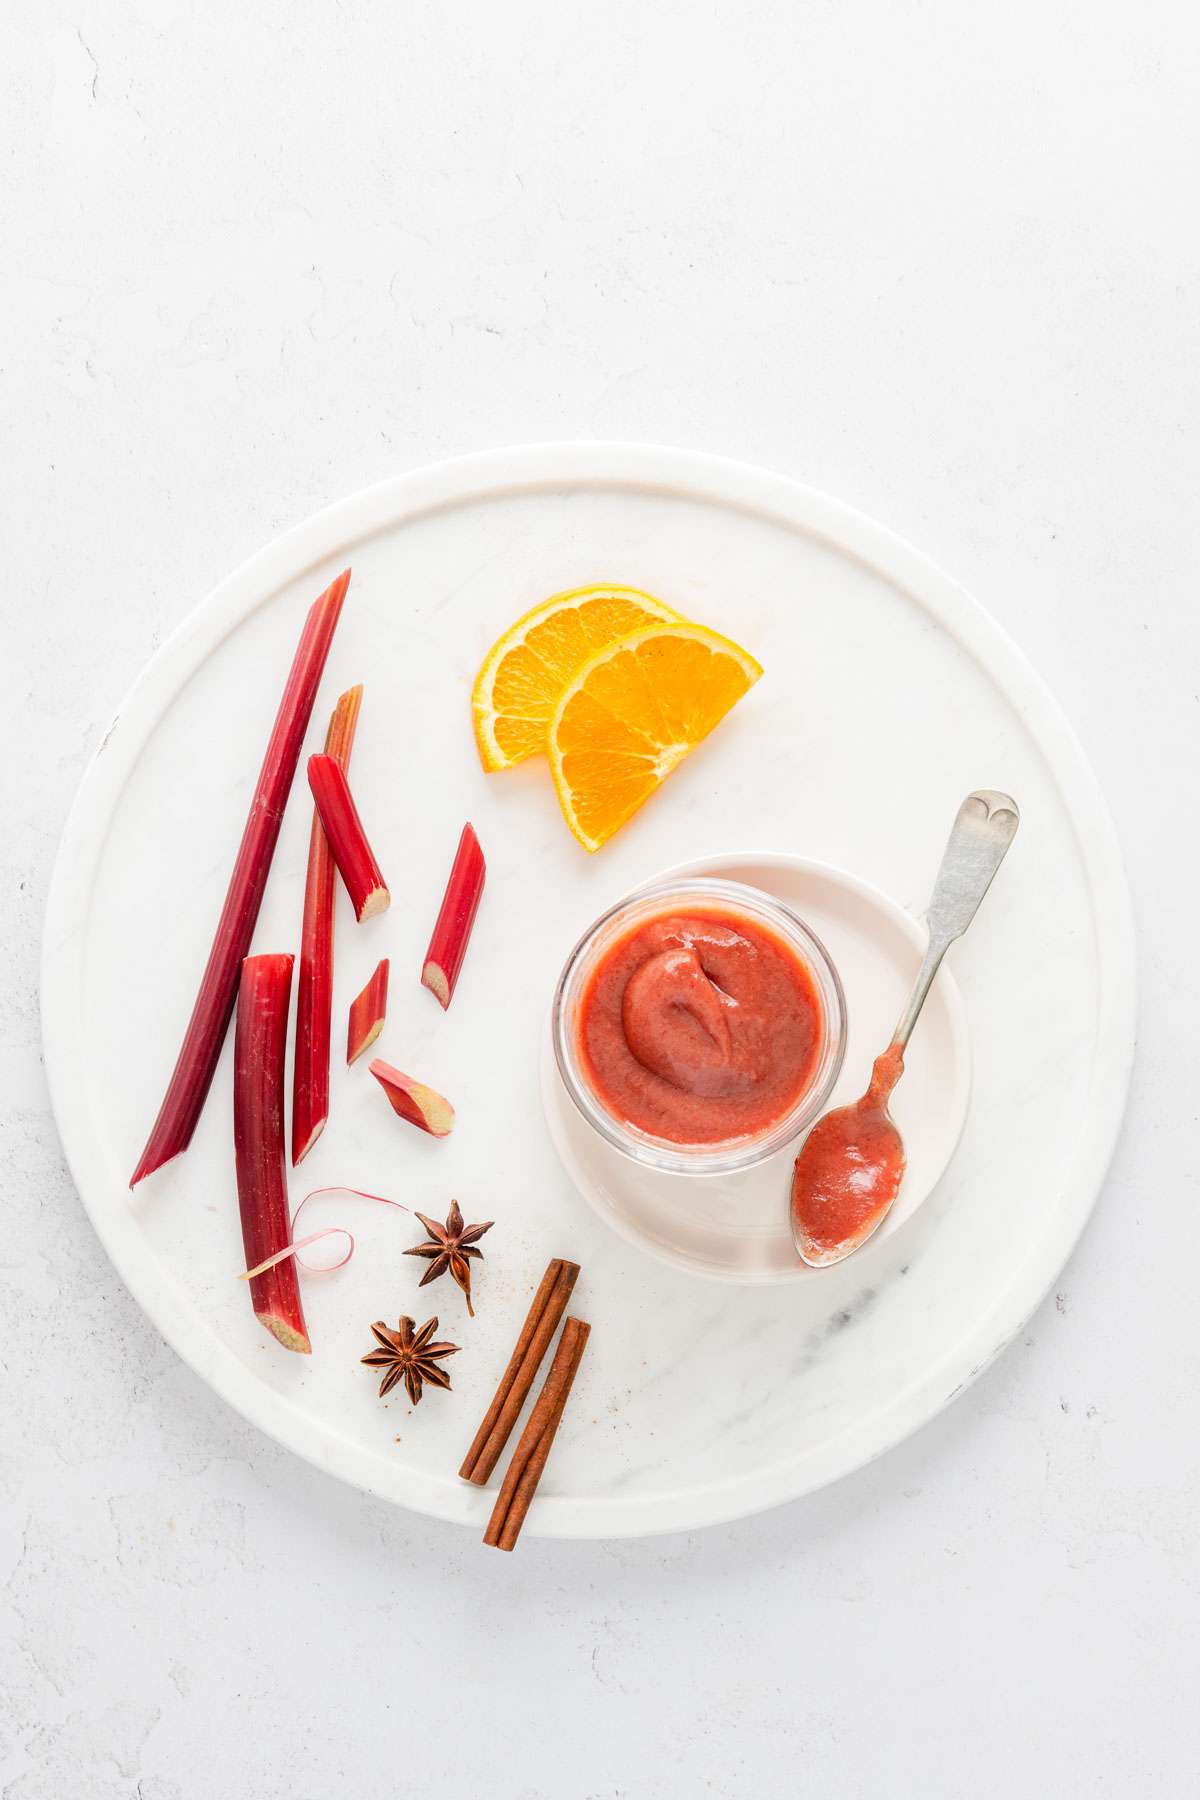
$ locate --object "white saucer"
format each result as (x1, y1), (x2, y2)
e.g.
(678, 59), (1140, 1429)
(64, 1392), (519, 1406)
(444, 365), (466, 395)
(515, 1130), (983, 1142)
(541, 851), (971, 1283)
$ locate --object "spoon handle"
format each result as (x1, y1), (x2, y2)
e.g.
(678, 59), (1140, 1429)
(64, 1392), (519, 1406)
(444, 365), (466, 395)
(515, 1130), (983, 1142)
(892, 789), (1020, 1050)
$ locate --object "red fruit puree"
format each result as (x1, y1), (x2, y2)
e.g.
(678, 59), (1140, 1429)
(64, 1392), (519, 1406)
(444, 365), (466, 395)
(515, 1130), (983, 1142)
(790, 1044), (906, 1260)
(578, 909), (823, 1145)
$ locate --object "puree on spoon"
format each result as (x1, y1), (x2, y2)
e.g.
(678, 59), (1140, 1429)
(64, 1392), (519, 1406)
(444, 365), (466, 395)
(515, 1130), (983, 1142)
(577, 909), (823, 1146)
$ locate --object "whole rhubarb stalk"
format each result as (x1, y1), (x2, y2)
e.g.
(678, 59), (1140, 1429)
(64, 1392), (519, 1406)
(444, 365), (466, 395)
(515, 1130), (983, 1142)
(292, 685), (363, 1163)
(235, 954), (310, 1353)
(130, 571), (350, 1187)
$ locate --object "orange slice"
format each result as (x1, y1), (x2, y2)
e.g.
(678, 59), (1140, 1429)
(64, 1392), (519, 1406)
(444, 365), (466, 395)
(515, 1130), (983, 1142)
(472, 584), (682, 771)
(548, 623), (763, 852)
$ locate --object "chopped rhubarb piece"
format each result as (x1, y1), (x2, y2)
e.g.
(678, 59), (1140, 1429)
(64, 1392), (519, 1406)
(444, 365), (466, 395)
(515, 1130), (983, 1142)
(369, 1059), (455, 1137)
(307, 754), (390, 921)
(291, 685), (363, 1164)
(347, 959), (389, 1065)
(421, 823), (486, 1009)
(234, 955), (310, 1353)
(131, 571), (349, 1187)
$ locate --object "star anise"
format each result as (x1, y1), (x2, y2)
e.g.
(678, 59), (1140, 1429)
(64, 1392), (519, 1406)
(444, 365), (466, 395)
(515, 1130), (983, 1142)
(360, 1316), (459, 1405)
(404, 1200), (494, 1316)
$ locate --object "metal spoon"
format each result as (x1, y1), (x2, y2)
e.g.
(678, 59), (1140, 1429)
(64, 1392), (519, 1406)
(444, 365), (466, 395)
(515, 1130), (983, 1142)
(790, 789), (1020, 1267)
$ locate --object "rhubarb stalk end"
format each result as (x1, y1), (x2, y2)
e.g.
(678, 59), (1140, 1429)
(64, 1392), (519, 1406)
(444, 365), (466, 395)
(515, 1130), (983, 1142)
(259, 1312), (313, 1355)
(358, 884), (391, 920)
(421, 961), (452, 1009)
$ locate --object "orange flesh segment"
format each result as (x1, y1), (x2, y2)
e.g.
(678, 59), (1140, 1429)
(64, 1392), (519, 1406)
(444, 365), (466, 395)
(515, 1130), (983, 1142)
(549, 624), (762, 851)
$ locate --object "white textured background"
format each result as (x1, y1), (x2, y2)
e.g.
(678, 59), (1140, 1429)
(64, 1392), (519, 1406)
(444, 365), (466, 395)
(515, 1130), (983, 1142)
(4, 1), (1199, 1795)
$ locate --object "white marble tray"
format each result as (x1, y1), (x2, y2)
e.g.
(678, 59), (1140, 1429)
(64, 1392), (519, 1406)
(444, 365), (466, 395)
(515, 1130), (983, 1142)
(41, 444), (1135, 1538)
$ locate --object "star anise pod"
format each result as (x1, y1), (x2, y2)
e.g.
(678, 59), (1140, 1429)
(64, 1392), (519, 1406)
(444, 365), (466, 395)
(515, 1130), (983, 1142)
(404, 1200), (494, 1316)
(360, 1315), (459, 1405)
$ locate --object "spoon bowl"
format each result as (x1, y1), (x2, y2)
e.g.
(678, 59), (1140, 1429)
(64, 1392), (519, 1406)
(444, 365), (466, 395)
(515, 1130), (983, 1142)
(790, 1045), (908, 1264)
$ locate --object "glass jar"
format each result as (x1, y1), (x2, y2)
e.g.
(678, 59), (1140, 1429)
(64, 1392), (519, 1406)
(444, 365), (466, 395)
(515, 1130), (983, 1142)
(552, 877), (847, 1175)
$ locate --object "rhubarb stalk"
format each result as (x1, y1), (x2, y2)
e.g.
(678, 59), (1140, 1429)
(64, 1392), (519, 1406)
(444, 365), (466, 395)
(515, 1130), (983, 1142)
(130, 570), (349, 1187)
(234, 954), (310, 1353)
(421, 823), (485, 1009)
(307, 754), (390, 921)
(369, 1059), (455, 1136)
(347, 959), (389, 1065)
(292, 685), (363, 1163)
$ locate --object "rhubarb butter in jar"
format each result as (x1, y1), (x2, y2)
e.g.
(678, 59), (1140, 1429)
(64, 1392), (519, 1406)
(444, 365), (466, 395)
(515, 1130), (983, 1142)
(553, 879), (846, 1174)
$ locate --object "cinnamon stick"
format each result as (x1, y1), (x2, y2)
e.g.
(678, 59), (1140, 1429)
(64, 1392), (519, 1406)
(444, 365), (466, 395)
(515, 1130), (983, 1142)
(458, 1258), (580, 1485)
(484, 1317), (590, 1550)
